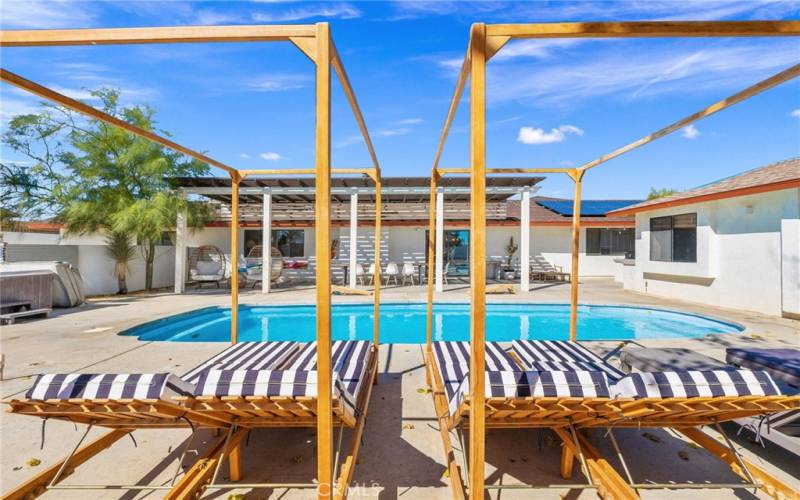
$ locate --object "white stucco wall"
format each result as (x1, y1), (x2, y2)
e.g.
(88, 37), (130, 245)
(625, 188), (800, 317)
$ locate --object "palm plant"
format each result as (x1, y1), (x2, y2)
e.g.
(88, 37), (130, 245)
(504, 236), (518, 268)
(105, 231), (136, 294)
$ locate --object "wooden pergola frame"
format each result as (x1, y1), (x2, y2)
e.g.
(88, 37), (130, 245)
(0, 23), (382, 499)
(426, 20), (800, 499)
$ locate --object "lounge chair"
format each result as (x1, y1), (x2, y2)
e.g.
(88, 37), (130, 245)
(4, 339), (378, 498)
(529, 256), (570, 282)
(621, 346), (800, 456)
(514, 340), (800, 498)
(426, 341), (632, 499)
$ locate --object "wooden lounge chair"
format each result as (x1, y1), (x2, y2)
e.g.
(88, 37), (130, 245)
(3, 341), (299, 499)
(529, 256), (571, 282)
(176, 339), (379, 498)
(513, 340), (800, 498)
(425, 341), (632, 499)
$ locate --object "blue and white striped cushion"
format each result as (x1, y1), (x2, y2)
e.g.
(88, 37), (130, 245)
(182, 341), (298, 384)
(433, 341), (518, 410)
(448, 371), (611, 415)
(611, 370), (781, 399)
(513, 340), (626, 380)
(288, 341), (356, 372)
(25, 373), (194, 401)
(194, 340), (371, 419)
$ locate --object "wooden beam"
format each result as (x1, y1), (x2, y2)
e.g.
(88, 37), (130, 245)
(438, 167), (572, 174)
(314, 21), (334, 499)
(425, 173), (438, 367)
(0, 69), (238, 175)
(468, 22), (488, 500)
(432, 34), (472, 170)
(486, 21), (800, 38)
(331, 42), (381, 171)
(568, 170), (584, 342)
(678, 427), (796, 500)
(578, 62), (800, 173)
(2, 429), (130, 500)
(163, 428), (249, 500)
(0, 24), (317, 47)
(485, 35), (511, 60)
(290, 36), (317, 62)
(373, 176), (382, 347)
(230, 172), (240, 344)
(238, 168), (373, 177)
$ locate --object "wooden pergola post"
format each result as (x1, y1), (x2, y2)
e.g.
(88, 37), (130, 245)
(425, 172), (438, 384)
(373, 175), (382, 349)
(468, 22), (487, 500)
(314, 21), (334, 498)
(568, 170), (584, 342)
(435, 186), (445, 292)
(230, 172), (240, 343)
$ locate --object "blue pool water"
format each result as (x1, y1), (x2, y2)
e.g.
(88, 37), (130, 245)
(121, 303), (742, 343)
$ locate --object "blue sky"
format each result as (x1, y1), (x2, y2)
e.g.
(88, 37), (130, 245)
(1, 0), (799, 199)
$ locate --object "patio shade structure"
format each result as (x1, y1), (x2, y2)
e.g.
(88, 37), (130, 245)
(426, 20), (800, 499)
(174, 175), (542, 292)
(0, 23), (381, 499)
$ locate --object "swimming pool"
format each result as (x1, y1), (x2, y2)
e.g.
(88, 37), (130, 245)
(121, 303), (742, 343)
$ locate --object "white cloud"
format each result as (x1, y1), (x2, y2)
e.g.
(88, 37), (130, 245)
(252, 3), (361, 22)
(517, 125), (584, 145)
(243, 74), (309, 92)
(260, 152), (283, 161)
(495, 39), (588, 61)
(791, 109), (800, 118)
(394, 118), (424, 125)
(0, 97), (39, 123)
(240, 153), (250, 159)
(681, 124), (701, 140)
(377, 127), (412, 137)
(484, 40), (799, 106)
(0, 0), (97, 28)
(335, 135), (364, 148)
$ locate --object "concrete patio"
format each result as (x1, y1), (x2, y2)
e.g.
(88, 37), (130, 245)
(1, 278), (798, 498)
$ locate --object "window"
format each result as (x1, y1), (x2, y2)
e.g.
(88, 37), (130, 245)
(424, 229), (470, 276)
(272, 229), (305, 257)
(649, 213), (697, 263)
(586, 228), (634, 257)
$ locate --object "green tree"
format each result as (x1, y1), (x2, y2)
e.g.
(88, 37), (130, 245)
(647, 187), (679, 200)
(105, 231), (136, 294)
(1, 88), (213, 290)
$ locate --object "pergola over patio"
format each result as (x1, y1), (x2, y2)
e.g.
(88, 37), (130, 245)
(172, 175), (543, 292)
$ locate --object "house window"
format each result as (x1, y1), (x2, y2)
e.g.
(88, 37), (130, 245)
(272, 229), (305, 257)
(586, 228), (634, 257)
(649, 213), (697, 263)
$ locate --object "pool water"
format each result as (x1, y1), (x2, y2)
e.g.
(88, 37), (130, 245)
(121, 303), (742, 343)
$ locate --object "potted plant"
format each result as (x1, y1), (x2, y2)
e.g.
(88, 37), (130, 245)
(501, 236), (518, 280)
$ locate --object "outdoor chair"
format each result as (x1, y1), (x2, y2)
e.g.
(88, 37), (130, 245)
(620, 346), (800, 456)
(354, 263), (366, 285)
(6, 339), (378, 498)
(384, 261), (400, 285)
(244, 246), (284, 289)
(401, 262), (416, 286)
(529, 256), (570, 282)
(367, 262), (376, 285)
(511, 340), (800, 498)
(189, 245), (227, 288)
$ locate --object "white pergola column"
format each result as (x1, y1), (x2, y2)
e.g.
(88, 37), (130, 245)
(174, 204), (187, 294)
(349, 189), (358, 288)
(520, 187), (531, 292)
(262, 188), (272, 294)
(435, 187), (445, 292)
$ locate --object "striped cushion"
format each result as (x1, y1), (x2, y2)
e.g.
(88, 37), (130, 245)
(194, 340), (371, 419)
(182, 341), (297, 384)
(25, 373), (194, 401)
(611, 370), (781, 399)
(288, 341), (357, 372)
(433, 341), (518, 412)
(513, 340), (626, 380)
(449, 370), (610, 415)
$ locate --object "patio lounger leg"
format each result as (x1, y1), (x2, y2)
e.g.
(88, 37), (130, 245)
(164, 426), (249, 500)
(228, 442), (242, 482)
(4, 428), (131, 500)
(559, 440), (575, 479)
(554, 426), (639, 500)
(678, 427), (796, 500)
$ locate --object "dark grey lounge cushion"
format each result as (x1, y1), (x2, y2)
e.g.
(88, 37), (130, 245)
(726, 348), (800, 388)
(620, 347), (730, 373)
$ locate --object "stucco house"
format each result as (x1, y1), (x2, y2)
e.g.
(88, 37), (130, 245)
(608, 158), (800, 318)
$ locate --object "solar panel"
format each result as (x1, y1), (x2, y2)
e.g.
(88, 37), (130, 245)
(537, 200), (644, 216)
